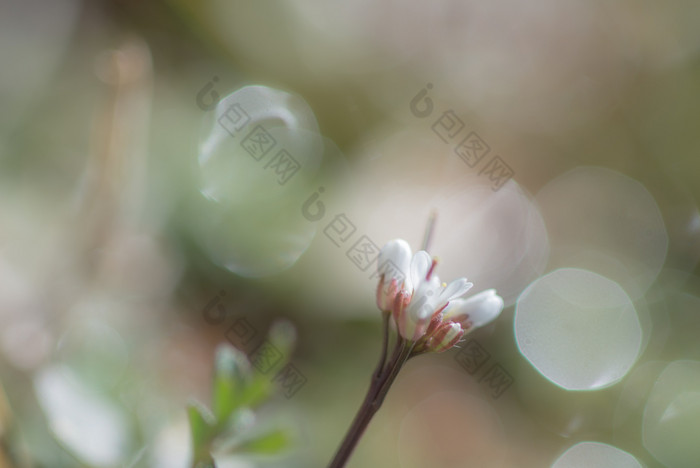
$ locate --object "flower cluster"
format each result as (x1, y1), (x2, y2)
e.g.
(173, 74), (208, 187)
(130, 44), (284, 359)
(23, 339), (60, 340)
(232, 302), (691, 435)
(376, 239), (504, 353)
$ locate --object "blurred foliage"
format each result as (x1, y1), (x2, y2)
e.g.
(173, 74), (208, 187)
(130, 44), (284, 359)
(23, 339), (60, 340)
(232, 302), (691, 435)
(1, 0), (700, 467)
(187, 322), (295, 467)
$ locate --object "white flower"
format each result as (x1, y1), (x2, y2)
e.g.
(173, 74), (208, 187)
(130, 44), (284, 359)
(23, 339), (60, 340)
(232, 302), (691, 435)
(442, 289), (504, 330)
(400, 251), (472, 341)
(375, 239), (504, 352)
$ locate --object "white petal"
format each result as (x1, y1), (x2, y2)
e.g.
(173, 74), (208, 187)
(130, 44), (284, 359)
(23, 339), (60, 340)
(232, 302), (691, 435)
(443, 289), (504, 328)
(410, 296), (434, 322)
(378, 239), (412, 284)
(438, 278), (473, 305)
(406, 289), (431, 321)
(410, 251), (432, 293)
(442, 298), (467, 320)
(468, 293), (504, 327)
(398, 302), (430, 340)
(404, 275), (439, 325)
(457, 289), (497, 308)
(410, 304), (433, 340)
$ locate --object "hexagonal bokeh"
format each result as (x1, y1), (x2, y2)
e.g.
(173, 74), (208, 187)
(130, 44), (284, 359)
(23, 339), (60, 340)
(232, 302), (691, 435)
(643, 360), (700, 468)
(515, 268), (642, 390)
(552, 441), (642, 468)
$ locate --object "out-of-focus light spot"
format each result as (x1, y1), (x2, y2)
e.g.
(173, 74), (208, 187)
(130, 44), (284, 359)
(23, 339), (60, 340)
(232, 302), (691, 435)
(515, 268), (642, 390)
(194, 85), (347, 277)
(536, 166), (667, 299)
(643, 360), (700, 468)
(199, 86), (322, 204)
(613, 361), (666, 429)
(398, 391), (504, 468)
(34, 365), (129, 467)
(335, 129), (548, 309)
(428, 181), (549, 307)
(551, 441), (642, 468)
(639, 301), (656, 354)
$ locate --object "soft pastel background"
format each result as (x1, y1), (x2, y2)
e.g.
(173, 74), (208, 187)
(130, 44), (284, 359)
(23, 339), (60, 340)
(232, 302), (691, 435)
(1, 1), (700, 467)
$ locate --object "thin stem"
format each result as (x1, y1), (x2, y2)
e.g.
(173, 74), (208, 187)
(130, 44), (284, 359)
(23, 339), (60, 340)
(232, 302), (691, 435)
(373, 340), (414, 407)
(372, 312), (391, 382)
(326, 379), (381, 468)
(421, 210), (437, 251)
(327, 338), (413, 468)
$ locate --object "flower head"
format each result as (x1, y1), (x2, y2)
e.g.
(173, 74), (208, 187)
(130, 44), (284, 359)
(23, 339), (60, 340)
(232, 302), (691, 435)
(376, 239), (504, 353)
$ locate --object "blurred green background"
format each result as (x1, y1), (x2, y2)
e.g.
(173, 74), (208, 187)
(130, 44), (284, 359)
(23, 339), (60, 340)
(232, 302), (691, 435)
(1, 1), (700, 467)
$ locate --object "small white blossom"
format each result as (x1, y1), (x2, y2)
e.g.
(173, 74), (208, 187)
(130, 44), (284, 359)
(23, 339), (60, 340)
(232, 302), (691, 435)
(401, 251), (472, 341)
(375, 239), (504, 352)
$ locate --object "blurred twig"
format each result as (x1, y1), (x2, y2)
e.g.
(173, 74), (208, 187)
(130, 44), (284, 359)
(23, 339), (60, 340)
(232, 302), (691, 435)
(77, 36), (153, 276)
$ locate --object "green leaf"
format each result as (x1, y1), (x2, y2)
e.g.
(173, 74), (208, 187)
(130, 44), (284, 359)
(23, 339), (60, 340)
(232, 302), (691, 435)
(235, 429), (292, 455)
(187, 401), (215, 460)
(212, 345), (251, 422)
(238, 372), (273, 409)
(234, 321), (297, 409)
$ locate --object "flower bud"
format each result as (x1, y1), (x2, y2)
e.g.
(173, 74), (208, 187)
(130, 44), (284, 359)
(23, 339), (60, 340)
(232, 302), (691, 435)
(426, 322), (464, 353)
(442, 289), (504, 331)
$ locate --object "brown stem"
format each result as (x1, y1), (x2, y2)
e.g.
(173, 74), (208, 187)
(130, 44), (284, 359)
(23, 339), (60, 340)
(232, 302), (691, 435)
(325, 384), (380, 468)
(373, 341), (414, 407)
(372, 313), (391, 382)
(327, 339), (414, 468)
